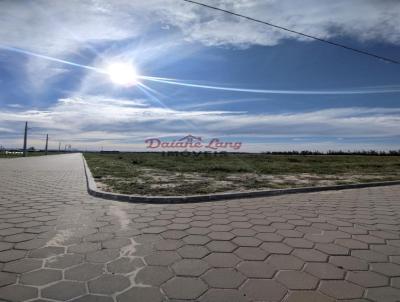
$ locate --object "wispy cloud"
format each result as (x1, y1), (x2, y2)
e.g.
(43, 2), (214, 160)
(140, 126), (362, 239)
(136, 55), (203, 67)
(3, 1), (400, 53)
(1, 95), (399, 150)
(178, 98), (267, 109)
(143, 78), (400, 95)
(1, 0), (400, 90)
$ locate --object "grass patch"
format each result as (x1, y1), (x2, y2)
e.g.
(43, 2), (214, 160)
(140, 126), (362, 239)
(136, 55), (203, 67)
(84, 152), (400, 196)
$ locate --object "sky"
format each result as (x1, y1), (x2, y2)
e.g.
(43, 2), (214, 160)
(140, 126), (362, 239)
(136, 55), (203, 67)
(0, 0), (400, 152)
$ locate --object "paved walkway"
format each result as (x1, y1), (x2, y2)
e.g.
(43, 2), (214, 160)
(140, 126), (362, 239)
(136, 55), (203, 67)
(0, 154), (400, 302)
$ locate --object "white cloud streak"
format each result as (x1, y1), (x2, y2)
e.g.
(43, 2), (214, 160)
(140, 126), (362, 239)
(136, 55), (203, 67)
(0, 95), (399, 151)
(1, 0), (400, 90)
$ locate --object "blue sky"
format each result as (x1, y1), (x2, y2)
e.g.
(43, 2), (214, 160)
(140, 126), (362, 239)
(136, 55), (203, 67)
(0, 0), (400, 152)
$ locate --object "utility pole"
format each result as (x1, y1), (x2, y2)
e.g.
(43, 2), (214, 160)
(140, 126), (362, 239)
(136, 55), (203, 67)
(23, 121), (28, 157)
(45, 134), (49, 155)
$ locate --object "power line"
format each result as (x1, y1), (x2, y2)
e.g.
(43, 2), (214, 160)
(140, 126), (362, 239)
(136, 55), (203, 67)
(182, 0), (400, 65)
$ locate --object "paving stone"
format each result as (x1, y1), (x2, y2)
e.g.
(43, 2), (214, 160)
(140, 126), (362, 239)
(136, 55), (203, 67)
(391, 255), (400, 264)
(0, 250), (26, 262)
(388, 240), (400, 247)
(14, 239), (45, 250)
(353, 235), (385, 244)
(277, 229), (303, 238)
(204, 253), (240, 267)
(162, 277), (207, 300)
(392, 277), (400, 288)
(88, 274), (130, 295)
(161, 230), (187, 239)
(232, 237), (261, 247)
(256, 233), (283, 242)
(210, 224), (232, 232)
(0, 284), (38, 302)
(231, 228), (256, 237)
(45, 253), (84, 269)
(292, 248), (328, 262)
(320, 280), (364, 299)
(366, 287), (400, 302)
(187, 227), (211, 235)
(304, 233), (335, 243)
(21, 269), (62, 286)
(71, 295), (114, 302)
(315, 243), (349, 255)
(117, 287), (164, 302)
(0, 228), (23, 236)
(202, 268), (245, 289)
(266, 254), (304, 270)
(29, 247), (64, 258)
(352, 250), (388, 262)
(0, 272), (17, 287)
(208, 232), (235, 241)
(146, 251), (181, 265)
(86, 249), (119, 263)
(241, 279), (287, 301)
(154, 239), (183, 251)
(3, 258), (42, 273)
(206, 241), (237, 252)
(260, 242), (293, 254)
(199, 289), (249, 302)
(101, 238), (130, 249)
(0, 242), (13, 251)
(5, 154), (400, 302)
(329, 256), (369, 270)
(371, 244), (400, 256)
(132, 243), (152, 256)
(3, 233), (36, 243)
(235, 247), (268, 261)
(335, 238), (369, 249)
(347, 271), (388, 287)
(183, 235), (211, 245)
(107, 257), (144, 274)
(172, 259), (209, 276)
(177, 245), (209, 259)
(68, 242), (100, 254)
(42, 281), (86, 301)
(237, 261), (276, 278)
(371, 262), (400, 276)
(135, 265), (173, 286)
(284, 238), (314, 248)
(65, 263), (104, 281)
(276, 270), (318, 289)
(304, 262), (345, 279)
(370, 231), (400, 240)
(284, 291), (335, 302)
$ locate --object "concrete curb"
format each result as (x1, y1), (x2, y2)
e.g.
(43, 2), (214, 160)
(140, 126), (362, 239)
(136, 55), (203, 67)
(82, 154), (400, 204)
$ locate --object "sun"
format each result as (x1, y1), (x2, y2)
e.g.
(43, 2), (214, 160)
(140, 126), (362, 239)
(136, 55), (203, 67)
(106, 62), (138, 87)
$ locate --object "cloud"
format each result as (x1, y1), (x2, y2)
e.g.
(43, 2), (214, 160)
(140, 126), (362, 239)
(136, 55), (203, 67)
(0, 95), (399, 151)
(1, 0), (399, 92)
(2, 0), (400, 51)
(7, 104), (23, 108)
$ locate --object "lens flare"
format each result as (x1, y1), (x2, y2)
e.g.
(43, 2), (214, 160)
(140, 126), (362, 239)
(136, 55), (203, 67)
(106, 62), (138, 87)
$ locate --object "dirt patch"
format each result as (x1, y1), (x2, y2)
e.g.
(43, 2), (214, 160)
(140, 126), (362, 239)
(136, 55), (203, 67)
(93, 169), (399, 196)
(84, 153), (400, 196)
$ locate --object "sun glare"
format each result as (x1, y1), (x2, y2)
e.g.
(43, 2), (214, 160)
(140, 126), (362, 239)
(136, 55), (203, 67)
(106, 62), (138, 87)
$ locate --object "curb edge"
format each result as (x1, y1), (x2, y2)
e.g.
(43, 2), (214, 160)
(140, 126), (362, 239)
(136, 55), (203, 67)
(81, 154), (400, 204)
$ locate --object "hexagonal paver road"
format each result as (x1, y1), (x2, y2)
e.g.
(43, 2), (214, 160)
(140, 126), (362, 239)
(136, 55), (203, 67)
(1, 154), (400, 301)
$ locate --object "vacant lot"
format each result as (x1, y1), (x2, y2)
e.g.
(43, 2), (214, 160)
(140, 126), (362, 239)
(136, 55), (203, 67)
(84, 152), (400, 196)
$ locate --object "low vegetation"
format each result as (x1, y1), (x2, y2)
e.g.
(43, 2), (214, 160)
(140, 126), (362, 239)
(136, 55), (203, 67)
(84, 152), (400, 196)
